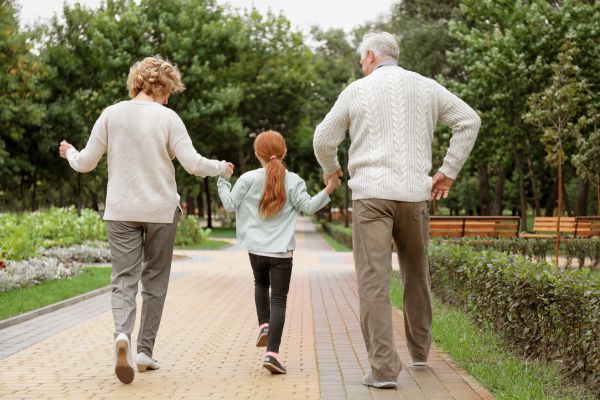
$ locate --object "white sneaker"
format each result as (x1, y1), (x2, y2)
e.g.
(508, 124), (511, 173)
(362, 372), (397, 389)
(114, 333), (135, 384)
(412, 360), (428, 367)
(136, 352), (160, 372)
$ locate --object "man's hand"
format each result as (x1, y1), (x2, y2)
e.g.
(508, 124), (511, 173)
(59, 140), (75, 159)
(223, 162), (235, 179)
(431, 171), (453, 200)
(323, 168), (343, 185)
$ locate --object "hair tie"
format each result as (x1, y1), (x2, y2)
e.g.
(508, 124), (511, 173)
(270, 155), (277, 160)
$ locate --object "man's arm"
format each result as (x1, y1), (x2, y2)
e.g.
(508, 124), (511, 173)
(313, 88), (351, 175)
(436, 83), (481, 180)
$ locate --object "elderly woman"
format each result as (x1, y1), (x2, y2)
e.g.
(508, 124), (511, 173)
(59, 55), (234, 384)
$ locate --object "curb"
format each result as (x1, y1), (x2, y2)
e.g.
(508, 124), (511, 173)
(0, 285), (111, 330)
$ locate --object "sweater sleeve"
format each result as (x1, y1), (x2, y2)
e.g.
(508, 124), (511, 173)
(217, 175), (251, 212)
(169, 114), (226, 177)
(436, 83), (481, 180)
(66, 111), (108, 173)
(289, 178), (331, 215)
(313, 87), (351, 175)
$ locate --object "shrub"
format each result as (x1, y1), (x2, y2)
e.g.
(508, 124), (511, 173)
(0, 207), (106, 260)
(429, 244), (600, 391)
(175, 215), (210, 246)
(321, 222), (352, 248)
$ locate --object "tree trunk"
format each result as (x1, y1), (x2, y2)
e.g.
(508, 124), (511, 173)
(597, 185), (600, 215)
(526, 156), (541, 216)
(545, 180), (557, 216)
(90, 191), (99, 211)
(515, 154), (528, 231)
(59, 185), (65, 208)
(493, 166), (506, 215)
(30, 181), (37, 212)
(197, 187), (204, 218)
(204, 177), (212, 229)
(575, 178), (589, 216)
(478, 165), (491, 215)
(186, 194), (196, 216)
(562, 179), (573, 216)
(555, 156), (562, 265)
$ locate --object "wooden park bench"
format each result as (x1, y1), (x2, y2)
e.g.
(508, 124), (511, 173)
(520, 216), (600, 238)
(573, 216), (600, 238)
(430, 216), (521, 238)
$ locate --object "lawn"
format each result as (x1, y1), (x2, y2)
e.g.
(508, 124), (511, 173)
(0, 266), (112, 320)
(208, 227), (237, 239)
(390, 274), (595, 400)
(175, 239), (230, 250)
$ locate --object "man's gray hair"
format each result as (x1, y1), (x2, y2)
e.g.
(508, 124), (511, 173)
(357, 31), (399, 61)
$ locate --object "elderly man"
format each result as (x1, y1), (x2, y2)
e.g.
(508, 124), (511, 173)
(313, 31), (480, 389)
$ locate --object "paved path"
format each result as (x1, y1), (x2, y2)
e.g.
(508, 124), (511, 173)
(0, 218), (492, 399)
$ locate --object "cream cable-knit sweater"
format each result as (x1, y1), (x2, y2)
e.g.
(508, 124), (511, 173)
(66, 100), (226, 223)
(313, 65), (481, 202)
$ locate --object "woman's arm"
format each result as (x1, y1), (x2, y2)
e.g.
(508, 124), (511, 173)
(61, 112), (108, 173)
(169, 115), (226, 177)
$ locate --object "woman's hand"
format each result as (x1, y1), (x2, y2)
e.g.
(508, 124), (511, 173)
(325, 174), (342, 195)
(59, 140), (75, 159)
(223, 161), (235, 179)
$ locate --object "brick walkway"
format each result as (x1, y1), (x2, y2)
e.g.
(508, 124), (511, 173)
(0, 218), (493, 399)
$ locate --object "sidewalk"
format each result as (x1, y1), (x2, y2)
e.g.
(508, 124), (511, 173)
(0, 218), (493, 399)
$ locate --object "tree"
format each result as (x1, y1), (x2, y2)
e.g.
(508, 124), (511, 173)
(523, 39), (589, 262)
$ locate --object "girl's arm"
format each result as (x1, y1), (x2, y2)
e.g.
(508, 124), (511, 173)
(289, 179), (332, 215)
(217, 175), (251, 212)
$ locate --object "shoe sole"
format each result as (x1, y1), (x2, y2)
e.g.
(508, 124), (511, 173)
(115, 339), (134, 384)
(263, 361), (286, 374)
(256, 332), (268, 347)
(137, 363), (159, 372)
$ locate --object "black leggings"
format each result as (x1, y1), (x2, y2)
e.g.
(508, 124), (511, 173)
(248, 253), (293, 353)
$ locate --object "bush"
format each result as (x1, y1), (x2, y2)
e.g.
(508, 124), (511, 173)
(175, 215), (210, 246)
(429, 244), (600, 391)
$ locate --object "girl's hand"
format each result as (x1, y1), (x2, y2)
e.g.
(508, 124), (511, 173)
(325, 175), (341, 194)
(59, 140), (75, 159)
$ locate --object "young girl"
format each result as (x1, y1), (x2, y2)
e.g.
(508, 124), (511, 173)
(217, 130), (339, 374)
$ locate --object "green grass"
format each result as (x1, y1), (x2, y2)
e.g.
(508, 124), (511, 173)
(208, 227), (237, 238)
(0, 266), (112, 320)
(390, 274), (595, 400)
(175, 239), (230, 250)
(316, 226), (352, 252)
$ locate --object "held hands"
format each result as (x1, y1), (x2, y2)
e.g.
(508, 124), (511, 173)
(324, 169), (343, 194)
(323, 168), (343, 186)
(59, 140), (75, 159)
(223, 162), (235, 179)
(431, 171), (454, 200)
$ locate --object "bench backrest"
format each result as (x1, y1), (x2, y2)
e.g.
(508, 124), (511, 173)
(532, 217), (578, 234)
(430, 217), (520, 237)
(574, 217), (600, 238)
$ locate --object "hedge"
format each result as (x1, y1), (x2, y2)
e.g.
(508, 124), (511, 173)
(321, 222), (353, 248)
(429, 244), (600, 391)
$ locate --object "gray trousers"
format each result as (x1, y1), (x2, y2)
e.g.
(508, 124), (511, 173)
(106, 209), (180, 357)
(352, 199), (431, 381)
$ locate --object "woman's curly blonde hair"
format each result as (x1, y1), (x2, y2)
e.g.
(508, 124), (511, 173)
(127, 55), (185, 98)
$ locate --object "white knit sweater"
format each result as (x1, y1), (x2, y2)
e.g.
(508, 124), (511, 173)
(313, 65), (481, 202)
(66, 100), (226, 223)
